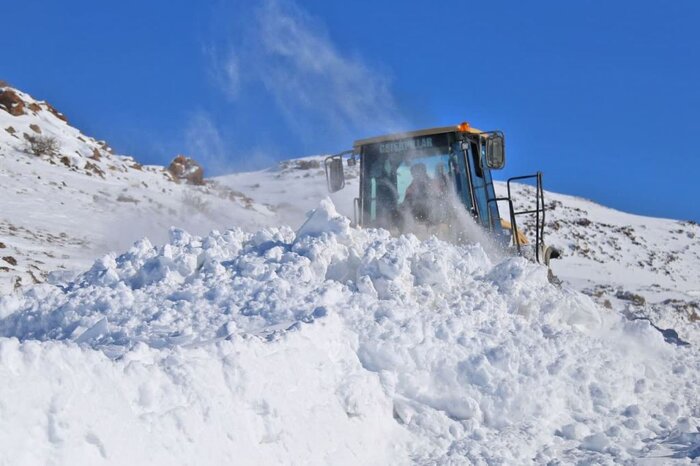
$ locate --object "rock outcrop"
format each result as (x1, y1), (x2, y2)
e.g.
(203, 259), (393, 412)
(167, 155), (205, 185)
(0, 88), (25, 116)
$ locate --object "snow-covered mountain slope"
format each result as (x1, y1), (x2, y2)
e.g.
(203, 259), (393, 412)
(0, 84), (275, 294)
(1, 84), (699, 464)
(2, 201), (699, 464)
(217, 157), (361, 224)
(496, 182), (700, 343)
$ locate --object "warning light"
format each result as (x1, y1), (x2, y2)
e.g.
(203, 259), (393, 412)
(457, 122), (470, 132)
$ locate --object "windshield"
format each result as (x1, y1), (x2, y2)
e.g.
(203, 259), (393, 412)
(362, 150), (462, 230)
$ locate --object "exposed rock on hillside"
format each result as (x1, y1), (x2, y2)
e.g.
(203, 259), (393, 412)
(0, 88), (25, 116)
(43, 101), (68, 122)
(0, 85), (68, 122)
(167, 155), (205, 185)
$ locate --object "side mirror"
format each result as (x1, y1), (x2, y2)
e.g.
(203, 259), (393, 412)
(485, 132), (505, 169)
(324, 154), (345, 192)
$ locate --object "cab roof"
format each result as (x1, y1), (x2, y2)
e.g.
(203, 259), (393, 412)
(353, 123), (484, 148)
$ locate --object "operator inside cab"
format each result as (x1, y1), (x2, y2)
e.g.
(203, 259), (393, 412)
(400, 161), (452, 229)
(401, 163), (432, 222)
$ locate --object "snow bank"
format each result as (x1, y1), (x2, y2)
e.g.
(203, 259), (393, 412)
(1, 201), (699, 464)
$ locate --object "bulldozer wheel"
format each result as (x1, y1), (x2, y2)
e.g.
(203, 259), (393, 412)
(543, 246), (561, 267)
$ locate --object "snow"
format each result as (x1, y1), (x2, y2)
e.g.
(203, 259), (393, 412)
(297, 197), (351, 237)
(0, 84), (275, 294)
(0, 322), (404, 465)
(494, 182), (700, 344)
(1, 200), (699, 464)
(2, 84), (700, 464)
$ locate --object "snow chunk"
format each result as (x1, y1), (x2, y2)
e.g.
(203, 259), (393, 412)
(296, 198), (350, 238)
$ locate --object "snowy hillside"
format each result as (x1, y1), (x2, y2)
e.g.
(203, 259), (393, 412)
(0, 83), (276, 294)
(496, 183), (700, 344)
(1, 84), (699, 464)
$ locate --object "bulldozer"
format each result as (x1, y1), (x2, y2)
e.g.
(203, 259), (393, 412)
(324, 122), (560, 266)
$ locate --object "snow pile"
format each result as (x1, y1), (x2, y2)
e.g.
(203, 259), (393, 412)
(1, 201), (699, 464)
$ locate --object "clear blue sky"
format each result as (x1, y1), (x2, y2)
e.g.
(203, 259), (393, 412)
(3, 0), (699, 221)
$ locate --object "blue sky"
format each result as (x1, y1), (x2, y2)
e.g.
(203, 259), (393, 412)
(3, 0), (699, 221)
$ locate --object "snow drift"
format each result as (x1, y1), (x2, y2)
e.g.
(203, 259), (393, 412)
(1, 200), (698, 465)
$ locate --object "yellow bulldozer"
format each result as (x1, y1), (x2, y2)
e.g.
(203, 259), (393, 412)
(324, 122), (560, 265)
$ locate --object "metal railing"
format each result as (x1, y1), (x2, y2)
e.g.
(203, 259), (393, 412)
(488, 172), (546, 263)
(509, 172), (545, 263)
(487, 196), (520, 249)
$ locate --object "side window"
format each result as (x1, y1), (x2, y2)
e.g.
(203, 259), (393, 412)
(365, 157), (399, 227)
(468, 143), (489, 227)
(452, 148), (473, 211)
(472, 142), (484, 179)
(449, 156), (461, 194)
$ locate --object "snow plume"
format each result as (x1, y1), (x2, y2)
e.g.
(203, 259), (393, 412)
(213, 0), (407, 147)
(206, 45), (241, 102)
(184, 112), (230, 175)
(399, 183), (507, 261)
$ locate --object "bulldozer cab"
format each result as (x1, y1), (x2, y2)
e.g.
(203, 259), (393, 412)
(325, 123), (554, 264)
